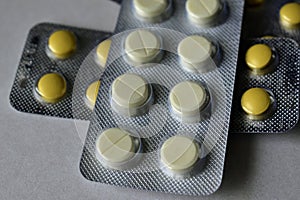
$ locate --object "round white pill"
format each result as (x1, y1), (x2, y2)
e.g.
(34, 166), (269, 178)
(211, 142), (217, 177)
(96, 128), (136, 164)
(169, 81), (208, 117)
(178, 35), (215, 72)
(133, 0), (168, 18)
(186, 0), (222, 25)
(160, 136), (199, 172)
(125, 30), (161, 64)
(111, 73), (149, 109)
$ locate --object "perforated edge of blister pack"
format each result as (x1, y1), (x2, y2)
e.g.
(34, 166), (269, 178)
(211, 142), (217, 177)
(230, 38), (300, 133)
(80, 0), (245, 196)
(9, 23), (110, 119)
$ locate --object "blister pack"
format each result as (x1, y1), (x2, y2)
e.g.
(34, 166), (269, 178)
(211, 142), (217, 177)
(80, 0), (244, 196)
(9, 23), (111, 119)
(230, 38), (300, 133)
(242, 0), (300, 43)
(229, 0), (300, 133)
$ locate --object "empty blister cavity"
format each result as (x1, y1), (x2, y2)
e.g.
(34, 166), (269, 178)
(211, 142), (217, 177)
(47, 30), (77, 59)
(133, 0), (173, 23)
(84, 80), (101, 110)
(34, 72), (67, 104)
(169, 81), (210, 123)
(279, 2), (300, 30)
(245, 43), (277, 75)
(110, 73), (153, 116)
(178, 35), (221, 73)
(186, 0), (225, 26)
(124, 29), (163, 66)
(160, 135), (205, 178)
(95, 39), (112, 67)
(95, 128), (142, 170)
(241, 87), (275, 120)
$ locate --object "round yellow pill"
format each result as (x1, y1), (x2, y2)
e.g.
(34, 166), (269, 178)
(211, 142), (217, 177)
(36, 72), (67, 103)
(96, 39), (111, 67)
(85, 81), (101, 109)
(280, 2), (300, 29)
(241, 88), (271, 116)
(48, 30), (77, 59)
(245, 44), (273, 70)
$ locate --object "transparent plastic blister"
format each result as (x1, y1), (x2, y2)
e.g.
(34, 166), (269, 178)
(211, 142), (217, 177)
(80, 0), (245, 196)
(230, 38), (300, 133)
(158, 134), (207, 179)
(9, 23), (111, 119)
(95, 127), (143, 170)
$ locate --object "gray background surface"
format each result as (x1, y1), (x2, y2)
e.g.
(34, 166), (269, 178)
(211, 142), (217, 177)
(0, 0), (299, 199)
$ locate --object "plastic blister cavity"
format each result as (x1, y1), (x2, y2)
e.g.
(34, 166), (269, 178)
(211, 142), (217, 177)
(159, 135), (206, 179)
(169, 81), (211, 123)
(132, 0), (174, 23)
(245, 43), (278, 75)
(95, 127), (142, 170)
(186, 0), (228, 27)
(123, 29), (164, 66)
(178, 35), (222, 73)
(34, 71), (67, 104)
(110, 73), (154, 117)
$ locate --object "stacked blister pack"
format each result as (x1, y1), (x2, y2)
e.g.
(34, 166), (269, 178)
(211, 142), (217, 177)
(8, 0), (300, 196)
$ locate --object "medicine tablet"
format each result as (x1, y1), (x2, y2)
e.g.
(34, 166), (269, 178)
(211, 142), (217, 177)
(280, 2), (300, 29)
(85, 81), (101, 109)
(245, 44), (273, 74)
(178, 35), (215, 73)
(186, 0), (222, 26)
(48, 30), (77, 59)
(111, 73), (149, 109)
(35, 72), (67, 104)
(133, 0), (168, 19)
(96, 39), (111, 67)
(169, 81), (208, 121)
(96, 128), (136, 164)
(160, 136), (199, 174)
(241, 88), (271, 117)
(125, 30), (162, 65)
